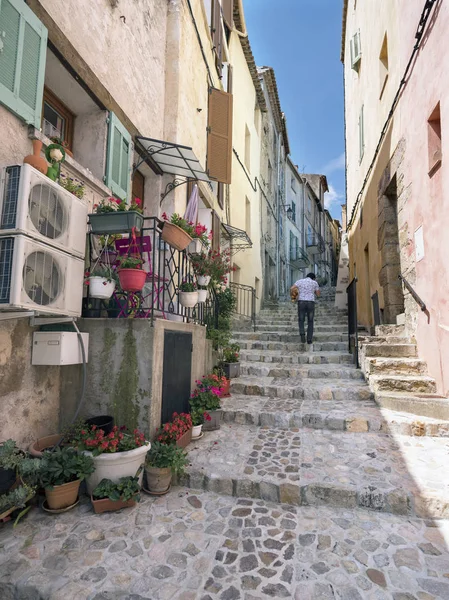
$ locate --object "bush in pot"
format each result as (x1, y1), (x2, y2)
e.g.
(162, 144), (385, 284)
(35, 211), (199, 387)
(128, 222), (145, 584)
(70, 425), (149, 495)
(190, 410), (211, 439)
(91, 467), (142, 514)
(189, 378), (223, 431)
(222, 343), (241, 379)
(145, 442), (188, 494)
(117, 256), (146, 292)
(38, 447), (95, 510)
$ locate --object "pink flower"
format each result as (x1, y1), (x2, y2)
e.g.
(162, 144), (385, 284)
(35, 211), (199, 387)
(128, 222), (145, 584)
(134, 197), (142, 206)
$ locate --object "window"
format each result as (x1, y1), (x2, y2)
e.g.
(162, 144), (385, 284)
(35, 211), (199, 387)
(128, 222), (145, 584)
(211, 0), (223, 76)
(428, 103), (442, 176)
(217, 182), (224, 209)
(358, 105), (365, 163)
(207, 87), (233, 184)
(350, 30), (362, 71)
(291, 201), (296, 223)
(42, 87), (75, 149)
(379, 34), (389, 99)
(222, 0), (234, 29)
(0, 0), (47, 128)
(308, 194), (312, 213)
(244, 125), (251, 172)
(105, 112), (132, 200)
(307, 223), (313, 246)
(245, 197), (251, 237)
(291, 177), (296, 191)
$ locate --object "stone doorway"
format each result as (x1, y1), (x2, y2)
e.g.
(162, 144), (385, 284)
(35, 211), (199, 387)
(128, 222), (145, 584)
(378, 176), (405, 323)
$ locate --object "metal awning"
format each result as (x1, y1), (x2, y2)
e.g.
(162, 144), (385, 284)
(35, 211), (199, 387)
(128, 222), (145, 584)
(221, 223), (252, 254)
(135, 136), (209, 203)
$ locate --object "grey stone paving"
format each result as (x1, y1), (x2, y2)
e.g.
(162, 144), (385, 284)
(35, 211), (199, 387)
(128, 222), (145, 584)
(2, 489), (449, 600)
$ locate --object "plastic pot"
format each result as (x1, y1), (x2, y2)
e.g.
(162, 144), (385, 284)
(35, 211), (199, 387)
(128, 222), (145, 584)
(85, 416), (114, 435)
(178, 291), (198, 307)
(45, 479), (80, 510)
(89, 277), (115, 299)
(0, 468), (16, 494)
(88, 211), (144, 234)
(91, 495), (136, 514)
(192, 425), (202, 439)
(145, 466), (172, 494)
(202, 409), (223, 431)
(161, 222), (192, 251)
(118, 268), (146, 292)
(197, 275), (211, 286)
(223, 362), (241, 379)
(197, 289), (208, 303)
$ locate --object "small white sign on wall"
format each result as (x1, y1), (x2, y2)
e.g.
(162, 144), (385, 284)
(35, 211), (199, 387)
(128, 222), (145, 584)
(415, 226), (425, 262)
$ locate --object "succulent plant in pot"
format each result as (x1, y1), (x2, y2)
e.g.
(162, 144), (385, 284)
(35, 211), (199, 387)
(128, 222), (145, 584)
(144, 442), (188, 494)
(38, 447), (95, 510)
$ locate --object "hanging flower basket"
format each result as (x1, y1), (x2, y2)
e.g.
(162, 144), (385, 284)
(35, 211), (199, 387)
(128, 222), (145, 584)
(161, 222), (192, 251)
(197, 289), (208, 303)
(89, 276), (116, 299)
(89, 211), (144, 235)
(118, 269), (147, 292)
(197, 275), (211, 286)
(187, 239), (203, 254)
(179, 291), (198, 307)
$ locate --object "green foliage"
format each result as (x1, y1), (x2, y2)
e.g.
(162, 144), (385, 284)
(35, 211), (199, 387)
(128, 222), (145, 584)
(223, 343), (240, 363)
(92, 467), (142, 502)
(0, 485), (34, 514)
(118, 256), (144, 269)
(59, 175), (85, 199)
(145, 442), (189, 475)
(189, 390), (221, 413)
(89, 266), (119, 283)
(0, 440), (24, 471)
(179, 281), (196, 292)
(216, 288), (236, 319)
(190, 409), (209, 426)
(207, 328), (231, 351)
(38, 447), (95, 489)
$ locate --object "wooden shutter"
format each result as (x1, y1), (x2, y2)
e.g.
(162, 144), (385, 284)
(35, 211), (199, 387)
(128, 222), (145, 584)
(227, 64), (233, 94)
(212, 211), (221, 253)
(222, 0), (234, 29)
(105, 111), (132, 200)
(207, 88), (233, 184)
(0, 0), (47, 128)
(211, 0), (223, 75)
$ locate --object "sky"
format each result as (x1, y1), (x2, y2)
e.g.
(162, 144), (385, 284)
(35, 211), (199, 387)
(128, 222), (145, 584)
(243, 0), (345, 220)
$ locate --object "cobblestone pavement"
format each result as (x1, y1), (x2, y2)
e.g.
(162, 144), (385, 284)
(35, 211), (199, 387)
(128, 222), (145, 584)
(2, 489), (449, 600)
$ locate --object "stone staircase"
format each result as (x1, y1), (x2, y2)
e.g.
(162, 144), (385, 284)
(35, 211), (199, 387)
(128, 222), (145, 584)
(181, 297), (449, 519)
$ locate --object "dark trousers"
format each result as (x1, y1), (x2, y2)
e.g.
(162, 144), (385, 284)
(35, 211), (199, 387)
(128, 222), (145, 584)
(298, 301), (315, 343)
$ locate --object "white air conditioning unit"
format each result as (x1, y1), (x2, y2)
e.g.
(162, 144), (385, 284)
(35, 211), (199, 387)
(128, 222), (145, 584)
(0, 235), (84, 317)
(0, 164), (88, 259)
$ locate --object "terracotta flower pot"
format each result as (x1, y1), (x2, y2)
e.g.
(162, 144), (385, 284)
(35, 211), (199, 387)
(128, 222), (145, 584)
(176, 428), (192, 449)
(161, 222), (192, 251)
(45, 479), (80, 510)
(118, 268), (146, 292)
(24, 139), (48, 175)
(91, 495), (136, 514)
(145, 466), (172, 494)
(221, 378), (231, 398)
(29, 434), (64, 458)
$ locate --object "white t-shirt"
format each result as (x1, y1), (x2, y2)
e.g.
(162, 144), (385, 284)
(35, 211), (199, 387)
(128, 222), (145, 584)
(295, 277), (320, 302)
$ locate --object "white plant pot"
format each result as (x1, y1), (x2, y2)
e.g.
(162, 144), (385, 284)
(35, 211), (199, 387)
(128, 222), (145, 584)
(84, 442), (150, 495)
(187, 239), (203, 254)
(89, 276), (116, 299)
(197, 275), (211, 286)
(192, 424), (202, 439)
(197, 289), (208, 303)
(179, 291), (198, 308)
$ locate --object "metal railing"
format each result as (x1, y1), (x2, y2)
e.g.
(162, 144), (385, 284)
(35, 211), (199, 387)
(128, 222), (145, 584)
(398, 274), (427, 312)
(84, 216), (218, 328)
(306, 232), (325, 254)
(230, 282), (256, 331)
(347, 277), (359, 367)
(289, 245), (309, 268)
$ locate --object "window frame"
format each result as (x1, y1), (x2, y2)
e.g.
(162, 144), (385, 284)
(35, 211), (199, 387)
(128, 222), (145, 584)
(42, 86), (75, 150)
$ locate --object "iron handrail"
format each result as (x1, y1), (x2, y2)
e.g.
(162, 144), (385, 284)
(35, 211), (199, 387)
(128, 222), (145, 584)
(398, 274), (427, 312)
(230, 282), (257, 332)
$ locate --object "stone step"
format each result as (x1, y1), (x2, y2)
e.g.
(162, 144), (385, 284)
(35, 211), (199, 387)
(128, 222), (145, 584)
(230, 376), (373, 401)
(221, 394), (449, 437)
(254, 324), (348, 332)
(239, 350), (354, 365)
(359, 336), (411, 345)
(233, 332), (347, 343)
(238, 340), (349, 353)
(240, 362), (364, 381)
(364, 343), (418, 358)
(376, 392), (449, 420)
(181, 424), (449, 517)
(365, 357), (427, 376)
(370, 375), (437, 394)
(375, 324), (406, 337)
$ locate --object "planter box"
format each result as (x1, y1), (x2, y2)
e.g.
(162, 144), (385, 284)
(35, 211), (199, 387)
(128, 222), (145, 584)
(223, 362), (241, 379)
(202, 409), (223, 431)
(91, 495), (136, 514)
(88, 211), (144, 234)
(85, 442), (150, 495)
(161, 222), (192, 251)
(176, 428), (192, 449)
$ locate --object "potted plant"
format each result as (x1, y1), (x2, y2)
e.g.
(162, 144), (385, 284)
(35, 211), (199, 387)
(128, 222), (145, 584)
(144, 442), (188, 495)
(85, 266), (118, 300)
(190, 410), (211, 439)
(160, 213), (194, 251)
(85, 415), (115, 435)
(189, 377), (223, 431)
(38, 447), (95, 510)
(190, 251), (213, 286)
(178, 281), (198, 308)
(156, 413), (193, 449)
(71, 425), (149, 495)
(222, 344), (241, 379)
(50, 137), (73, 159)
(89, 196), (144, 234)
(29, 434), (64, 458)
(0, 440), (24, 494)
(197, 287), (208, 303)
(117, 256), (146, 292)
(0, 484), (36, 522)
(91, 468), (142, 514)
(187, 223), (211, 254)
(59, 174), (84, 198)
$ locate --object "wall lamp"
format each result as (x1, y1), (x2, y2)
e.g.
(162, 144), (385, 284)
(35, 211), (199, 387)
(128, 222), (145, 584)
(282, 204), (293, 217)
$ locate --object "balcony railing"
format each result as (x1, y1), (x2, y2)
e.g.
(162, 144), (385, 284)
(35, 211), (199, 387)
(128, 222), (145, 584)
(84, 216), (219, 328)
(306, 232), (325, 254)
(289, 246), (309, 268)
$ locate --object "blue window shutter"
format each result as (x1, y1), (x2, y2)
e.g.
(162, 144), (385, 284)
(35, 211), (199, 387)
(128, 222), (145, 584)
(105, 111), (132, 200)
(0, 0), (47, 128)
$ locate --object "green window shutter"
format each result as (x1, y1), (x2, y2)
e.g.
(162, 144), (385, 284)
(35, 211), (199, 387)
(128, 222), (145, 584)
(0, 0), (47, 128)
(105, 112), (132, 200)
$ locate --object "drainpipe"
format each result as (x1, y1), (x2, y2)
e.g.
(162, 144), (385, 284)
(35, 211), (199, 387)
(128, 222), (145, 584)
(275, 132), (282, 299)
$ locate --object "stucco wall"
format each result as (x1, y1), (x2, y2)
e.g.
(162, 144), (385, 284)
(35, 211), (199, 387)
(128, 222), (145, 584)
(0, 320), (60, 448)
